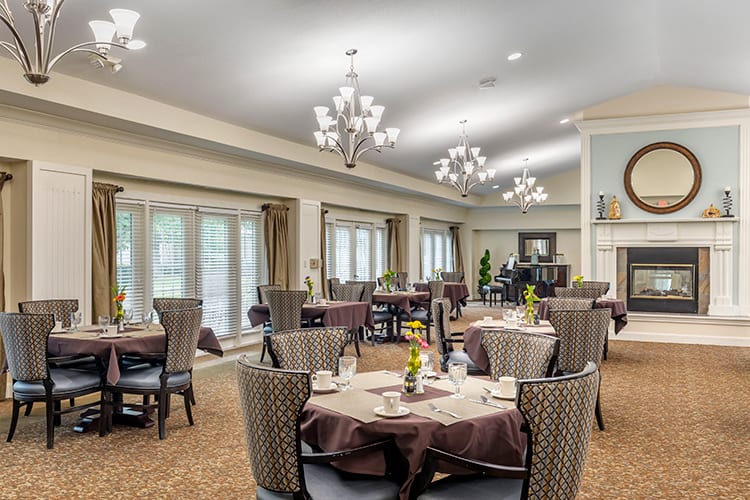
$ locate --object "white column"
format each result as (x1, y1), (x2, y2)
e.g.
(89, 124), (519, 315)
(578, 129), (592, 277)
(738, 121), (750, 316)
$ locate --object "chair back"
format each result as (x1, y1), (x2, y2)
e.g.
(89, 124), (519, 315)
(236, 357), (310, 495)
(440, 271), (464, 283)
(546, 297), (594, 311)
(268, 327), (349, 373)
(549, 309), (610, 372)
(153, 297), (203, 313)
(0, 312), (53, 382)
(480, 329), (558, 380)
(581, 280), (610, 295)
(517, 362), (599, 499)
(266, 290), (307, 332)
(396, 272), (408, 290)
(18, 299), (78, 328)
(256, 284), (282, 304)
(327, 278), (340, 299)
(427, 280), (445, 300)
(331, 283), (364, 302)
(554, 287), (601, 300)
(347, 280), (377, 305)
(430, 298), (455, 356)
(161, 307), (203, 374)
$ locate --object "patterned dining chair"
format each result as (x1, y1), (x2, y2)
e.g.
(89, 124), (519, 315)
(253, 284), (282, 362)
(268, 327), (349, 373)
(440, 271), (464, 283)
(546, 297), (595, 311)
(554, 287), (601, 300)
(18, 299), (79, 328)
(396, 271), (409, 290)
(327, 278), (341, 300)
(236, 357), (403, 499)
(549, 308), (611, 430)
(348, 280), (392, 345)
(0, 312), (103, 449)
(102, 306), (203, 440)
(480, 329), (558, 380)
(581, 280), (610, 295)
(330, 283), (365, 356)
(395, 281), (441, 344)
(431, 298), (484, 375)
(152, 297), (203, 316)
(413, 362), (600, 500)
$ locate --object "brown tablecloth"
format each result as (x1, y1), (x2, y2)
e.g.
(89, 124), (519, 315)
(537, 297), (628, 333)
(300, 371), (525, 500)
(415, 282), (470, 313)
(463, 321), (556, 374)
(248, 301), (375, 332)
(372, 291), (430, 320)
(47, 326), (223, 384)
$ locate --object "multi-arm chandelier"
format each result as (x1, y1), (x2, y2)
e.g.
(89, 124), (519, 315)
(0, 1), (144, 86)
(502, 158), (548, 213)
(434, 120), (494, 197)
(313, 49), (399, 169)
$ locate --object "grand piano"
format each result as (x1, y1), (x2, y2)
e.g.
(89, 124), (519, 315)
(494, 255), (571, 304)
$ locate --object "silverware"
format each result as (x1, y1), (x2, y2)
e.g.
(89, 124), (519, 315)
(480, 395), (508, 409)
(382, 370), (403, 377)
(428, 402), (460, 418)
(469, 399), (505, 409)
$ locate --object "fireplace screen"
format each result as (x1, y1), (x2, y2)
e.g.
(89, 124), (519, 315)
(629, 264), (695, 300)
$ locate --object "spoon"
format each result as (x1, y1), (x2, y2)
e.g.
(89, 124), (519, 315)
(480, 395), (507, 409)
(428, 402), (460, 418)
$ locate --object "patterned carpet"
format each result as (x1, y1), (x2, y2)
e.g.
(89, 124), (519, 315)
(0, 303), (748, 498)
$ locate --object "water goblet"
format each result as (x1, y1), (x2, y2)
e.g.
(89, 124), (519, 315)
(338, 356), (357, 391)
(123, 308), (133, 326)
(419, 351), (435, 385)
(69, 311), (82, 332)
(98, 315), (110, 334)
(143, 312), (153, 330)
(447, 361), (467, 399)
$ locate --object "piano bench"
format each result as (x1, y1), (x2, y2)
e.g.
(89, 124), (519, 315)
(482, 285), (505, 307)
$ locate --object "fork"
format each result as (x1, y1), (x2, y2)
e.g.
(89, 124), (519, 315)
(428, 402), (460, 418)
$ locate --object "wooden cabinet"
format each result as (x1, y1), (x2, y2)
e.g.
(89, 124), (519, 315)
(516, 263), (570, 298)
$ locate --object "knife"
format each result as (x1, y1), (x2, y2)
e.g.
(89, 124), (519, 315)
(469, 399), (507, 409)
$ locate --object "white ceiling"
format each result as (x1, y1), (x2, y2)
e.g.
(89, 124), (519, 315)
(4, 0), (750, 197)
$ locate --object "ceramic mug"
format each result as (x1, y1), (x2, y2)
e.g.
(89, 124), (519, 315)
(498, 376), (517, 398)
(311, 370), (333, 389)
(382, 391), (401, 414)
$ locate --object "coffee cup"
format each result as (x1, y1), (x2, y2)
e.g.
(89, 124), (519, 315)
(318, 298), (327, 306)
(382, 391), (401, 414)
(105, 325), (118, 337)
(498, 376), (517, 398)
(54, 321), (63, 333)
(311, 370), (333, 389)
(483, 316), (492, 323)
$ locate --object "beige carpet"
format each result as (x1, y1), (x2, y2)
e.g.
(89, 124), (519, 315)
(0, 303), (748, 498)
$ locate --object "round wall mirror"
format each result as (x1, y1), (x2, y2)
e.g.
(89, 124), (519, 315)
(624, 142), (702, 214)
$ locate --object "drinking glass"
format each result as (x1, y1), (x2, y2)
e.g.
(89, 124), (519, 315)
(447, 361), (467, 399)
(123, 308), (133, 326)
(338, 356), (357, 391)
(97, 315), (110, 334)
(419, 351), (435, 385)
(69, 311), (82, 332)
(143, 312), (153, 330)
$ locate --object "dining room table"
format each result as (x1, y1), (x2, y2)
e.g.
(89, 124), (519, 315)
(537, 296), (629, 333)
(462, 319), (556, 375)
(371, 290), (430, 320)
(414, 281), (470, 314)
(299, 370), (526, 499)
(248, 300), (375, 333)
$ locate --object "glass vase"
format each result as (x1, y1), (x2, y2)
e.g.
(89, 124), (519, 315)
(407, 345), (421, 376)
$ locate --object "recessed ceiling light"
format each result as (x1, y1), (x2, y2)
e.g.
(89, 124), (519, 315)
(507, 52), (522, 61)
(559, 118), (570, 124)
(492, 185), (500, 189)
(479, 77), (496, 90)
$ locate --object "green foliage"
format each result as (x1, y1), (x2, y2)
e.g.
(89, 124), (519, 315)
(478, 249), (492, 287)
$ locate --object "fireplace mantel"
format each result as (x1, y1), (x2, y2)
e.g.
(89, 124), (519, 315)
(594, 218), (738, 316)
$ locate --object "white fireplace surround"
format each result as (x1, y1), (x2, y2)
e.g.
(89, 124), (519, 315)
(594, 218), (738, 316)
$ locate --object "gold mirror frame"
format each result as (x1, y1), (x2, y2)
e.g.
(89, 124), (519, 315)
(624, 142), (702, 214)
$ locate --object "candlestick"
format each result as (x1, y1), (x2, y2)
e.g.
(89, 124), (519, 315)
(595, 192), (606, 220)
(721, 187), (734, 217)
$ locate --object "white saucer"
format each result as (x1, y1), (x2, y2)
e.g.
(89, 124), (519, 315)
(374, 406), (410, 418)
(99, 333), (124, 339)
(421, 370), (437, 378)
(312, 383), (338, 393)
(491, 390), (516, 400)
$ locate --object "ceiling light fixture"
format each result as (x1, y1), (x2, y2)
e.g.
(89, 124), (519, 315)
(479, 77), (496, 89)
(313, 49), (399, 169)
(559, 118), (570, 124)
(507, 52), (523, 61)
(0, 2), (144, 86)
(434, 120), (494, 197)
(502, 158), (548, 213)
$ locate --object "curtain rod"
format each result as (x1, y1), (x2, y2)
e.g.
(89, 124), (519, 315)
(261, 203), (289, 211)
(1, 173), (12, 181)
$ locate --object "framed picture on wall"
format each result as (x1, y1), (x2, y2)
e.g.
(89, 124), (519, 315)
(518, 232), (556, 263)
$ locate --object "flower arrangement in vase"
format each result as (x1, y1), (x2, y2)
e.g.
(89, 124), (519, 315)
(433, 267), (442, 280)
(404, 320), (429, 394)
(383, 269), (396, 293)
(304, 275), (314, 301)
(522, 284), (540, 325)
(112, 285), (126, 331)
(573, 275), (584, 288)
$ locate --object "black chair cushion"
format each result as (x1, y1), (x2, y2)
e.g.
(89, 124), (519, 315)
(13, 368), (101, 397)
(256, 462), (401, 500)
(417, 474), (522, 499)
(372, 310), (393, 323)
(399, 309), (429, 322)
(440, 350), (484, 375)
(110, 365), (191, 390)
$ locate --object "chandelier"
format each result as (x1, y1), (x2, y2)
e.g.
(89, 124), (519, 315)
(0, 1), (144, 86)
(313, 49), (399, 169)
(434, 120), (494, 197)
(502, 158), (548, 213)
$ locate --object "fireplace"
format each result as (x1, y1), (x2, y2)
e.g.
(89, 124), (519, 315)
(626, 248), (699, 313)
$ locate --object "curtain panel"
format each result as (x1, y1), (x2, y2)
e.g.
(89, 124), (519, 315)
(450, 225), (464, 273)
(263, 203), (289, 289)
(385, 217), (402, 272)
(92, 182), (121, 319)
(0, 173), (10, 400)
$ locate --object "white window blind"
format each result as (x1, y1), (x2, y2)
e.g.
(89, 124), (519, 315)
(115, 202), (146, 319)
(335, 224), (353, 281)
(325, 222), (333, 280)
(197, 211), (238, 337)
(241, 212), (263, 331)
(150, 206), (196, 301)
(355, 225), (372, 280)
(374, 226), (386, 278)
(422, 228), (453, 279)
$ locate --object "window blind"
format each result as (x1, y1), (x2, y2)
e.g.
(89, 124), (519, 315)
(241, 212), (263, 331)
(355, 226), (371, 280)
(150, 206), (196, 301)
(115, 202), (146, 319)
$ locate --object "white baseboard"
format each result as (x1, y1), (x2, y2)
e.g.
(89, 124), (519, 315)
(612, 313), (750, 346)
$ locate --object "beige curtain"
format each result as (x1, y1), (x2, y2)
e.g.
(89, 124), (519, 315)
(0, 172), (10, 400)
(450, 225), (464, 273)
(263, 203), (289, 289)
(92, 182), (121, 319)
(320, 209), (328, 299)
(386, 217), (402, 272)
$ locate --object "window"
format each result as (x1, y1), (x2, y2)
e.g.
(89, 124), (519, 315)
(422, 228), (453, 279)
(116, 200), (264, 337)
(326, 219), (386, 281)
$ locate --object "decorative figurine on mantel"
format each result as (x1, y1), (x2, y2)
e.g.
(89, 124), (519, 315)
(701, 204), (721, 218)
(596, 191), (606, 220)
(608, 195), (621, 220)
(722, 186), (734, 217)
